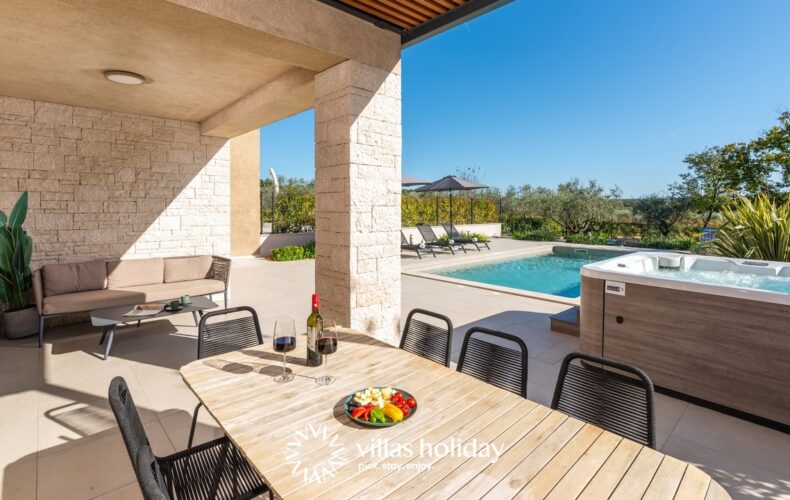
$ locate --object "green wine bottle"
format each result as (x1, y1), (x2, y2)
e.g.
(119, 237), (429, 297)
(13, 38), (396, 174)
(306, 293), (323, 366)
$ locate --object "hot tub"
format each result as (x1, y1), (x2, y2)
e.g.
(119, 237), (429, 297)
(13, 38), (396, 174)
(580, 252), (790, 428)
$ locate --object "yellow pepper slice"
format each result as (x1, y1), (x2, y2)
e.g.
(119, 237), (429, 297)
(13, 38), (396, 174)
(382, 402), (404, 422)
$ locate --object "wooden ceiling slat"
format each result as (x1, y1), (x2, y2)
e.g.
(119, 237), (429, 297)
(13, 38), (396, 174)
(339, 0), (415, 28)
(358, 0), (429, 26)
(430, 0), (458, 10)
(410, 0), (449, 15)
(373, 0), (435, 20)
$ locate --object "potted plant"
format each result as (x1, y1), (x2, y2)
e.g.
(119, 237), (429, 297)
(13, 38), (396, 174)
(0, 191), (37, 339)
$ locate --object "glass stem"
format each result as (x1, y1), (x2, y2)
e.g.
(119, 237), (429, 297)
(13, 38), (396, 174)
(282, 353), (287, 378)
(324, 354), (328, 379)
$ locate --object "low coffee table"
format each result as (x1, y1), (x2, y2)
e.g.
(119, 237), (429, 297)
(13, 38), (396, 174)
(90, 296), (219, 360)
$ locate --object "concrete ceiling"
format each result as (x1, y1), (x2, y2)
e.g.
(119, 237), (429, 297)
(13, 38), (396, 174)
(0, 0), (348, 130)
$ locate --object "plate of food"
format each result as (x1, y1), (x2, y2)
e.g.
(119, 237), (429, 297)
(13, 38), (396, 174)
(344, 386), (417, 427)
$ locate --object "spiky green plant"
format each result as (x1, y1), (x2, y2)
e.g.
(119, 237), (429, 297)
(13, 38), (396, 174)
(713, 194), (790, 261)
(0, 192), (33, 311)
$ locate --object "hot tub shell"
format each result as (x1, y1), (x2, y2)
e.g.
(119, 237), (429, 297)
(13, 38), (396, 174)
(580, 252), (790, 428)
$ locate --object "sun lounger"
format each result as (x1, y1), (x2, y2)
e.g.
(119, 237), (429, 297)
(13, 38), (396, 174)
(441, 222), (490, 251)
(416, 224), (467, 254)
(401, 231), (435, 259)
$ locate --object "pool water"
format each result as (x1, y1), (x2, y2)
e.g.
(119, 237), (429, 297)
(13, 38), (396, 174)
(435, 251), (619, 298)
(645, 268), (790, 294)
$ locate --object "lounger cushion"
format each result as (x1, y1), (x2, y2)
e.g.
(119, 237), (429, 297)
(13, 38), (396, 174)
(42, 260), (107, 296)
(41, 279), (225, 315)
(164, 255), (213, 283)
(106, 258), (164, 288)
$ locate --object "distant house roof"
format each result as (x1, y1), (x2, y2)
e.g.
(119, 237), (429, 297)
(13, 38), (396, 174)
(318, 0), (512, 46)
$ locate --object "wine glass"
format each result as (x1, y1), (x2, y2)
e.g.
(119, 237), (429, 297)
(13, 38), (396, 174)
(315, 319), (338, 385)
(272, 317), (296, 383)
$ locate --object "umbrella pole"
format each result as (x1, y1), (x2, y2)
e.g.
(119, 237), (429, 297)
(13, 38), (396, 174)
(449, 190), (453, 230)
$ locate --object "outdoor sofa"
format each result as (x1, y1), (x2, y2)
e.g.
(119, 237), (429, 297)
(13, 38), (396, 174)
(32, 255), (230, 347)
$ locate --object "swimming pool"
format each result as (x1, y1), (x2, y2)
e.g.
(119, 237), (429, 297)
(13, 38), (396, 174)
(433, 247), (625, 298)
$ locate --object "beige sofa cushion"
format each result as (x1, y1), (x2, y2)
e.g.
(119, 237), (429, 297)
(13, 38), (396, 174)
(107, 258), (164, 288)
(164, 256), (213, 283)
(41, 279), (225, 315)
(116, 279), (225, 302)
(42, 288), (148, 315)
(42, 260), (107, 296)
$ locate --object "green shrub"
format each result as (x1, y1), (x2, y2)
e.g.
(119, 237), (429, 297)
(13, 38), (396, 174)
(271, 241), (316, 261)
(272, 245), (305, 261)
(713, 194), (790, 261)
(303, 240), (316, 258)
(565, 233), (611, 245)
(510, 228), (559, 241)
(631, 235), (697, 251)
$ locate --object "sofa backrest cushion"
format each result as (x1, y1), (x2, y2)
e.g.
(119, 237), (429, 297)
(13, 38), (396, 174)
(42, 260), (108, 296)
(107, 258), (164, 289)
(164, 255), (213, 283)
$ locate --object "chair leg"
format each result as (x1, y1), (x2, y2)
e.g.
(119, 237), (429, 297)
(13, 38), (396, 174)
(187, 402), (204, 448)
(223, 290), (228, 309)
(136, 320), (141, 327)
(38, 315), (45, 348)
(99, 325), (109, 345)
(448, 245), (455, 255)
(192, 311), (200, 326)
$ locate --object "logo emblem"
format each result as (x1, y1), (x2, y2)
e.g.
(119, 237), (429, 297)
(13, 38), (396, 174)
(286, 423), (347, 483)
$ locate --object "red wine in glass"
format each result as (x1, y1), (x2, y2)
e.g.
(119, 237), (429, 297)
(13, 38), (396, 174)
(315, 337), (337, 355)
(274, 337), (297, 353)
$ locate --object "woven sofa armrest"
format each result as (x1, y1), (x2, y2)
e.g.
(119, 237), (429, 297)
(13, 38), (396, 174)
(209, 256), (231, 288)
(32, 269), (44, 315)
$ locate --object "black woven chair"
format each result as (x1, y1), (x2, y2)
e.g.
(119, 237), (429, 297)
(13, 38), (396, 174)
(189, 306), (263, 447)
(456, 327), (528, 397)
(109, 377), (269, 500)
(399, 309), (453, 367)
(551, 352), (656, 448)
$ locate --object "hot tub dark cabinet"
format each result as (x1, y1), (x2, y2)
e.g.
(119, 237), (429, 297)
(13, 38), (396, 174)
(580, 275), (790, 429)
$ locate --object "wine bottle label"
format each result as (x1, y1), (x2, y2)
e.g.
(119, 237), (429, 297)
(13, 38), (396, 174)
(307, 326), (317, 351)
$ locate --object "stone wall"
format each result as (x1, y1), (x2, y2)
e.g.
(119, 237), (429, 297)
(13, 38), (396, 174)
(0, 96), (230, 268)
(314, 60), (402, 343)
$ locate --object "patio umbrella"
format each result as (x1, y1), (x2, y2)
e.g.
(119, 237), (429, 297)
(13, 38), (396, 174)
(415, 175), (488, 229)
(401, 174), (430, 187)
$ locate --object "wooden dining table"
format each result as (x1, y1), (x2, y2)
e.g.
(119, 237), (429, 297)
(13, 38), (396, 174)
(180, 330), (730, 500)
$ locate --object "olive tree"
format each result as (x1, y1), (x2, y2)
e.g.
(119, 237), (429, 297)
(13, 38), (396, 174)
(632, 193), (692, 236)
(540, 179), (621, 235)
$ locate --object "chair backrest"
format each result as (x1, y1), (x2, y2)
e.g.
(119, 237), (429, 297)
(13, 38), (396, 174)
(109, 376), (150, 470)
(416, 223), (439, 243)
(551, 352), (656, 448)
(135, 445), (170, 500)
(441, 222), (461, 239)
(400, 309), (453, 367)
(197, 306), (263, 359)
(457, 327), (528, 397)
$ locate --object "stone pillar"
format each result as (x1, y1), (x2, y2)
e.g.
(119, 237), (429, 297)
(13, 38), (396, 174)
(229, 129), (262, 256)
(314, 60), (402, 343)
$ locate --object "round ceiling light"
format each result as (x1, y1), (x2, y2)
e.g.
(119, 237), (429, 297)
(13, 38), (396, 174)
(103, 70), (146, 85)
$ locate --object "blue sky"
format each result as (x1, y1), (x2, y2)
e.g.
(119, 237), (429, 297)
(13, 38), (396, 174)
(260, 0), (790, 197)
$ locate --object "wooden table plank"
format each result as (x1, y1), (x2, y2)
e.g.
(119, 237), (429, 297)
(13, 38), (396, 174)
(705, 479), (731, 500)
(418, 404), (555, 500)
(673, 465), (711, 500)
(491, 422), (599, 499)
(179, 330), (729, 500)
(643, 455), (688, 499)
(577, 438), (643, 499)
(544, 431), (622, 500)
(386, 399), (540, 499)
(609, 446), (665, 500)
